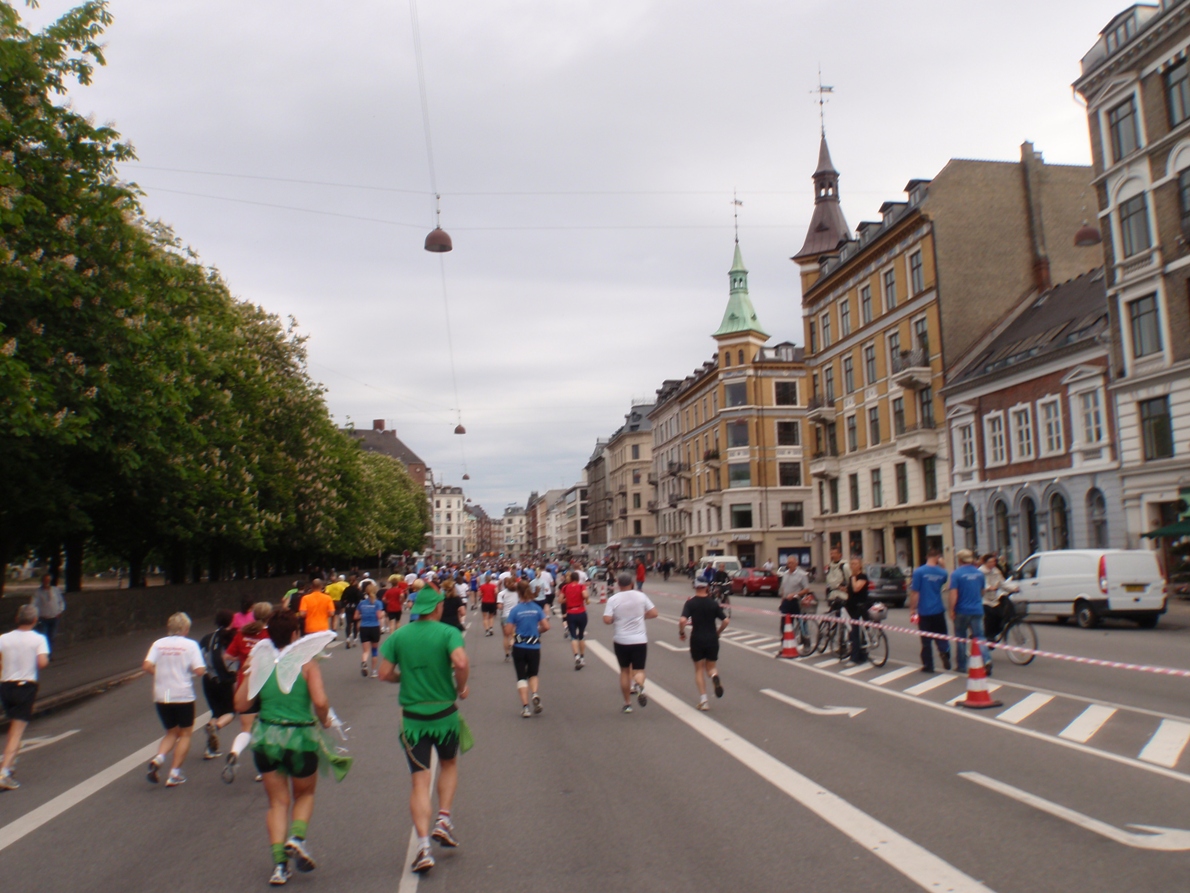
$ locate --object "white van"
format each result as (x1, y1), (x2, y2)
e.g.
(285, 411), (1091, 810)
(1009, 550), (1166, 628)
(694, 556), (742, 586)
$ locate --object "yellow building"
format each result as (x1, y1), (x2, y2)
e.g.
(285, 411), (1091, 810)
(605, 405), (656, 560)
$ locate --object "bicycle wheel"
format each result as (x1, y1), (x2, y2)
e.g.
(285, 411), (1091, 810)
(867, 629), (889, 667)
(836, 621), (851, 662)
(814, 615), (835, 654)
(1003, 619), (1037, 666)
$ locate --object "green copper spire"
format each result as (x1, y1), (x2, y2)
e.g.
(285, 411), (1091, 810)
(714, 242), (768, 337)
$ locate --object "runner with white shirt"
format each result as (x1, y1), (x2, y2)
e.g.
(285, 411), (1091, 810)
(144, 613), (206, 787)
(602, 572), (658, 713)
(0, 605), (50, 790)
(498, 577), (520, 662)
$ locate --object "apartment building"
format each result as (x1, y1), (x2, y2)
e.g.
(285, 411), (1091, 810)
(1074, 2), (1190, 558)
(795, 134), (1101, 568)
(584, 441), (611, 557)
(500, 506), (527, 558)
(428, 485), (465, 562)
(606, 405), (656, 560)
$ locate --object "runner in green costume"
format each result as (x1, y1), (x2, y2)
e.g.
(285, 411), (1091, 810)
(379, 587), (471, 875)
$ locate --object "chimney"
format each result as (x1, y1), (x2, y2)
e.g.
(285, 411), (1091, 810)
(373, 419), (385, 431)
(1020, 141), (1052, 291)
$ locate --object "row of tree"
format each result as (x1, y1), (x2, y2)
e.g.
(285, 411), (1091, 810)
(0, 2), (429, 590)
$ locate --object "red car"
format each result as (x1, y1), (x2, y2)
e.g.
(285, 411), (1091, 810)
(730, 568), (781, 597)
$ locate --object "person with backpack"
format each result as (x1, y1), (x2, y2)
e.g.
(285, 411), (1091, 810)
(199, 609), (239, 760)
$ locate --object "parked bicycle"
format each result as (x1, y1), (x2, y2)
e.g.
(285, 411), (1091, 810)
(814, 598), (889, 667)
(989, 596), (1037, 666)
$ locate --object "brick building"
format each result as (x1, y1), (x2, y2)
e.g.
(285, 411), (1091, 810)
(606, 405), (656, 561)
(345, 420), (427, 489)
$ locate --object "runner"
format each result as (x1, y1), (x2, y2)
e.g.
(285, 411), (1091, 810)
(603, 571), (658, 713)
(537, 565), (555, 615)
(299, 579), (336, 638)
(635, 559), (647, 592)
(144, 613), (206, 787)
(479, 574), (499, 636)
(230, 596), (256, 633)
(378, 585), (471, 875)
(325, 575), (349, 638)
(198, 609), (238, 759)
(560, 571), (589, 669)
(340, 576), (363, 649)
(383, 574), (406, 633)
(223, 601), (274, 783)
(356, 581), (383, 677)
(234, 610), (349, 886)
(505, 584), (548, 717)
(0, 605), (50, 790)
(679, 579), (728, 710)
(498, 577), (520, 662)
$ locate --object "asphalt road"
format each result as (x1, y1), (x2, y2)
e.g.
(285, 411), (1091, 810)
(0, 577), (1187, 892)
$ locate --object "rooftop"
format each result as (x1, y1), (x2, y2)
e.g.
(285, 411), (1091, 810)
(345, 426), (425, 467)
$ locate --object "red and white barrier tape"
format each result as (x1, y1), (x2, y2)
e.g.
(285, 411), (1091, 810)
(785, 612), (1190, 679)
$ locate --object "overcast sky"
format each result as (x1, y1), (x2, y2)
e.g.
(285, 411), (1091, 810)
(27, 0), (1127, 516)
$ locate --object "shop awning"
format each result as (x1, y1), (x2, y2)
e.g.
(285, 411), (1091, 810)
(1142, 519), (1190, 539)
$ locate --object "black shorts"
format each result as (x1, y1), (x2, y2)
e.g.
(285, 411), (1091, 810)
(0, 682), (37, 723)
(566, 612), (588, 640)
(512, 647), (541, 681)
(403, 731), (459, 773)
(359, 626), (381, 644)
(690, 638), (720, 663)
(385, 610), (402, 621)
(613, 641), (647, 670)
(481, 603), (498, 614)
(544, 593), (555, 606)
(155, 701), (196, 730)
(253, 747), (319, 778)
(202, 676), (235, 718)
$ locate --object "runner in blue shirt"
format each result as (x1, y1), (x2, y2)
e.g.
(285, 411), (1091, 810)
(355, 582), (384, 677)
(504, 584), (549, 718)
(909, 549), (951, 673)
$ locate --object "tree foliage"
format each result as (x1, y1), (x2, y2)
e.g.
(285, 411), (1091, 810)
(0, 2), (427, 585)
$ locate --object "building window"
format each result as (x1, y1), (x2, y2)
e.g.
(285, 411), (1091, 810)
(994, 500), (1011, 562)
(738, 349), (745, 365)
(1079, 390), (1104, 444)
(819, 480), (828, 515)
(725, 382), (747, 407)
(1108, 96), (1140, 161)
(909, 251), (924, 294)
(884, 269), (897, 310)
(730, 504), (753, 528)
(913, 316), (929, 354)
(808, 321), (817, 354)
(1087, 488), (1108, 548)
(1128, 294), (1162, 357)
(781, 501), (804, 527)
(728, 462), (752, 487)
(1180, 170), (1190, 222)
(958, 423), (975, 469)
(962, 502), (978, 550)
(828, 478), (839, 514)
(860, 285), (872, 324)
(868, 406), (881, 445)
(1170, 62), (1190, 127)
(892, 397), (905, 436)
(843, 356), (855, 394)
(922, 456), (937, 501)
(821, 312), (832, 348)
(1050, 493), (1070, 549)
(870, 468), (883, 507)
(824, 367), (835, 403)
(840, 299), (852, 337)
(863, 344), (877, 384)
(1105, 13), (1137, 54)
(895, 462), (909, 504)
(633, 493), (641, 509)
(918, 387), (935, 428)
(727, 420), (749, 447)
(776, 420), (800, 445)
(775, 381), (797, 405)
(845, 415), (858, 452)
(633, 519), (642, 535)
(632, 470), (641, 484)
(986, 414), (1006, 464)
(631, 444), (640, 460)
(1012, 408), (1034, 461)
(778, 462), (802, 486)
(1040, 400), (1064, 454)
(887, 331), (900, 373)
(1140, 396), (1174, 460)
(1118, 194), (1152, 258)
(1022, 496), (1039, 555)
(849, 473), (860, 511)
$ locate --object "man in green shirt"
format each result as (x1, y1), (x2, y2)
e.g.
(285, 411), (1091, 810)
(378, 587), (470, 875)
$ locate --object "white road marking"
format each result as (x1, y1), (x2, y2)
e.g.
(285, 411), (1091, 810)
(735, 636), (772, 646)
(1138, 720), (1190, 768)
(762, 689), (865, 718)
(396, 751), (439, 893)
(995, 693), (1054, 725)
(584, 641), (993, 892)
(655, 641), (685, 652)
(960, 771), (1190, 851)
(814, 658), (840, 668)
(946, 684), (1001, 707)
(870, 666), (917, 686)
(0, 711), (211, 853)
(1058, 705), (1117, 743)
(904, 674), (957, 696)
(17, 730), (80, 754)
(838, 663), (874, 677)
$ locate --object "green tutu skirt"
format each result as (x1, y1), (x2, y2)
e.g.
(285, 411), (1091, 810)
(250, 720), (353, 782)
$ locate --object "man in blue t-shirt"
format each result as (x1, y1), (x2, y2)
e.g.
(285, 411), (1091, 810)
(504, 593), (549, 718)
(949, 549), (990, 674)
(909, 548), (951, 673)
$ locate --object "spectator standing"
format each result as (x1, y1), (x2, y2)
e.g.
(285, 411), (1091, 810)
(634, 559), (647, 592)
(909, 549), (951, 673)
(777, 556), (812, 645)
(0, 605), (50, 789)
(950, 550), (990, 675)
(30, 574), (64, 653)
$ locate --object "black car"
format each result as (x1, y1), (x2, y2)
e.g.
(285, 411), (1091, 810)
(865, 564), (907, 607)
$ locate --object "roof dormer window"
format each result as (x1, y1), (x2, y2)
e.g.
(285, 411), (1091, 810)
(1105, 13), (1137, 55)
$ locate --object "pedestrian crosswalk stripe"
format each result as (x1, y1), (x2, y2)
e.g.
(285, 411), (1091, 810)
(1058, 704), (1117, 743)
(815, 658), (840, 668)
(838, 663), (873, 677)
(736, 636), (771, 646)
(996, 693), (1054, 725)
(870, 666), (917, 686)
(1138, 720), (1190, 768)
(903, 674), (956, 696)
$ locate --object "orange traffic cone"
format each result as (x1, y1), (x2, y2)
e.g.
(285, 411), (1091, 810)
(955, 639), (1001, 709)
(778, 615), (800, 659)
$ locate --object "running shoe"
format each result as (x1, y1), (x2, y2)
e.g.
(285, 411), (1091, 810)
(696, 700), (710, 711)
(360, 663), (367, 677)
(712, 674), (724, 698)
(484, 629), (493, 637)
(432, 817), (460, 847)
(221, 752), (237, 784)
(629, 682), (639, 696)
(268, 863), (291, 886)
(621, 704), (633, 714)
(574, 654), (581, 670)
(504, 654), (511, 663)
(0, 772), (20, 790)
(371, 670), (378, 678)
(637, 686), (648, 708)
(285, 837), (316, 872)
(203, 745), (222, 760)
(532, 693), (542, 714)
(164, 771), (186, 787)
(147, 758), (162, 784)
(521, 705), (531, 719)
(411, 847), (435, 873)
(254, 774), (263, 782)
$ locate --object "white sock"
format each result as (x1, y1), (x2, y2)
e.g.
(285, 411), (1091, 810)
(417, 835), (430, 851)
(231, 732), (251, 756)
(699, 693), (708, 702)
(151, 754), (164, 766)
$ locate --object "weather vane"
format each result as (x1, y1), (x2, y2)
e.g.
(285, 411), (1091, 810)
(812, 65), (834, 136)
(732, 189), (742, 244)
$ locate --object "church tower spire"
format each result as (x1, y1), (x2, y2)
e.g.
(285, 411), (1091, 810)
(714, 241), (768, 338)
(793, 133), (851, 265)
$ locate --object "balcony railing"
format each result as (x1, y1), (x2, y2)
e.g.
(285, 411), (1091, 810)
(895, 421), (940, 458)
(647, 500), (658, 513)
(666, 461), (690, 476)
(806, 396), (836, 422)
(703, 448), (720, 462)
(809, 449), (841, 479)
(618, 507), (628, 517)
(647, 473), (658, 485)
(890, 348), (931, 389)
